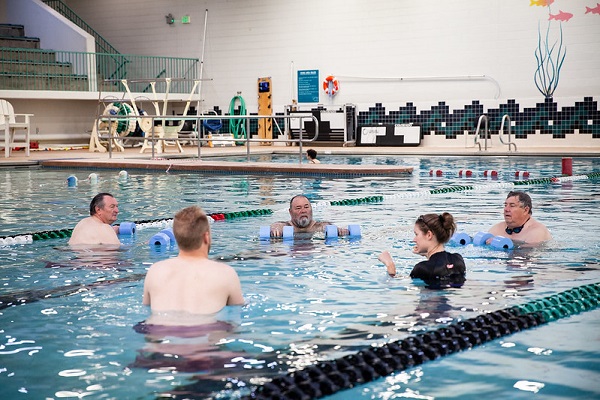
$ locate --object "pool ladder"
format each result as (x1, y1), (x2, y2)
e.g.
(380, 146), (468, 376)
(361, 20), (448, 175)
(468, 114), (517, 152)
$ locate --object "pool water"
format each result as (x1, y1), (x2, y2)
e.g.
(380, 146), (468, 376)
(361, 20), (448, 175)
(1, 156), (599, 399)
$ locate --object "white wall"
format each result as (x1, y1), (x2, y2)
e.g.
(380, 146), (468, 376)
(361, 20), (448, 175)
(64, 0), (600, 113)
(1, 0), (598, 142)
(6, 0), (94, 54)
(8, 98), (97, 142)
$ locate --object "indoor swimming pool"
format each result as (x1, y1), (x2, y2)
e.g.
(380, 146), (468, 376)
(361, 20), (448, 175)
(1, 155), (599, 399)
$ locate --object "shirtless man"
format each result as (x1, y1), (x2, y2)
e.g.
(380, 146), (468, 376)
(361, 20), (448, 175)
(68, 192), (121, 246)
(306, 149), (320, 164)
(269, 195), (348, 237)
(488, 191), (552, 245)
(142, 206), (244, 317)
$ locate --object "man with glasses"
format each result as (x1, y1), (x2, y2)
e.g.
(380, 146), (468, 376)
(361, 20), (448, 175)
(488, 191), (552, 245)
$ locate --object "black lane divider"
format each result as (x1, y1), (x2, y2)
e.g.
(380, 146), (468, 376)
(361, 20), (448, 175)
(241, 283), (600, 400)
(0, 209), (274, 241)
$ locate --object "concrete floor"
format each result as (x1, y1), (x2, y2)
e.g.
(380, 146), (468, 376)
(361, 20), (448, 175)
(2, 141), (598, 168)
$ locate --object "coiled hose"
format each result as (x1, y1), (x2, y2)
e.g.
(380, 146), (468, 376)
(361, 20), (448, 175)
(229, 94), (247, 142)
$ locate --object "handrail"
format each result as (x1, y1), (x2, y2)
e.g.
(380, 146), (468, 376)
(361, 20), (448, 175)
(42, 0), (120, 56)
(41, 0), (129, 81)
(98, 114), (320, 162)
(498, 114), (517, 152)
(471, 114), (489, 151)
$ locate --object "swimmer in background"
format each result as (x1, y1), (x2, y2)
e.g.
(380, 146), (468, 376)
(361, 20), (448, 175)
(306, 148), (321, 164)
(269, 195), (349, 238)
(488, 191), (552, 245)
(378, 213), (466, 288)
(68, 192), (121, 247)
(143, 205), (244, 322)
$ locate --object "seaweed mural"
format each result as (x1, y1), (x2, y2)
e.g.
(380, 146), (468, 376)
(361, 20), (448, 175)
(534, 20), (566, 99)
(532, 1), (568, 99)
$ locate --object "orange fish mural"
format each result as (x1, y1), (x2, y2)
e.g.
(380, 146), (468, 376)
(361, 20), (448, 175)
(585, 3), (600, 14)
(530, 0), (554, 6)
(549, 10), (574, 21)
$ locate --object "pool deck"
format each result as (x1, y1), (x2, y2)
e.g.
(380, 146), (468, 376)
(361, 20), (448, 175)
(1, 144), (598, 175)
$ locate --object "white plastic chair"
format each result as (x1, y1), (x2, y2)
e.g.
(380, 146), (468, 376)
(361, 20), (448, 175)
(0, 99), (33, 158)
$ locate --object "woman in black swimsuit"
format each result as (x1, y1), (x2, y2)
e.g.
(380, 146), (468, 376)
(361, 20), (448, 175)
(379, 213), (466, 288)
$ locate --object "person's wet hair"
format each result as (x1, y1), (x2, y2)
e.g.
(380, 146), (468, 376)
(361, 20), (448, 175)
(415, 212), (456, 244)
(89, 193), (114, 216)
(172, 206), (210, 251)
(507, 191), (533, 215)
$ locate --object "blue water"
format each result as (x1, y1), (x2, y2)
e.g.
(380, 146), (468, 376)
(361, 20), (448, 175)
(1, 156), (599, 399)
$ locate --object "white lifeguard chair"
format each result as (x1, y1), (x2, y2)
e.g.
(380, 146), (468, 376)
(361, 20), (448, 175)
(0, 99), (33, 158)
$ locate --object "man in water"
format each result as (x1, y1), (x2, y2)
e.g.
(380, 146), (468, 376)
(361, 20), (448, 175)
(69, 192), (121, 246)
(488, 191), (552, 245)
(306, 148), (321, 164)
(269, 195), (348, 237)
(143, 205), (244, 316)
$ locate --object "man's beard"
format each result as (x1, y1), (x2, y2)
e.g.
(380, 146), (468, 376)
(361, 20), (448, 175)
(296, 216), (310, 228)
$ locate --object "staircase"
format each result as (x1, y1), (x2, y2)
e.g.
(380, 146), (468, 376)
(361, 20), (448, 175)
(42, 0), (127, 85)
(0, 24), (88, 90)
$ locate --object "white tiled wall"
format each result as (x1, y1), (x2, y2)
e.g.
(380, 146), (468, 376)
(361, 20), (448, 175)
(64, 0), (600, 112)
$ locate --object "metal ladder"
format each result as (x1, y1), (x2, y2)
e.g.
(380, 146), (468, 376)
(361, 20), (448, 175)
(468, 114), (516, 151)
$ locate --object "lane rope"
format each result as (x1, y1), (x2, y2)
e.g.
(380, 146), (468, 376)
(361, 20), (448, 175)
(4, 172), (597, 243)
(300, 172), (599, 212)
(241, 282), (600, 400)
(0, 208), (274, 245)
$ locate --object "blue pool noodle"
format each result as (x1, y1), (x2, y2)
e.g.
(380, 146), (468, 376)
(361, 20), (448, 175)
(490, 235), (514, 250)
(149, 232), (170, 246)
(118, 222), (136, 235)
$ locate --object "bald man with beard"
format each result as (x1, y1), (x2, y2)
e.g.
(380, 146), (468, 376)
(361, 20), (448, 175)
(269, 195), (349, 238)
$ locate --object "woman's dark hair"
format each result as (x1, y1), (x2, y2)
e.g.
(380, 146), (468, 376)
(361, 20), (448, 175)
(415, 212), (456, 244)
(306, 149), (317, 159)
(89, 193), (114, 216)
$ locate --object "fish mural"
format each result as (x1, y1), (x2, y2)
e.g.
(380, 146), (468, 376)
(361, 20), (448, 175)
(549, 10), (574, 21)
(585, 3), (600, 14)
(530, 0), (555, 6)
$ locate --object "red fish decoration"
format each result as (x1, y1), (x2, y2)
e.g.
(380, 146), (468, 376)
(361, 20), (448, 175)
(549, 10), (574, 21)
(585, 3), (600, 14)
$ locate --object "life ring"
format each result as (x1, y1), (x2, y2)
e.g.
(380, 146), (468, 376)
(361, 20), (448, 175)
(322, 75), (339, 96)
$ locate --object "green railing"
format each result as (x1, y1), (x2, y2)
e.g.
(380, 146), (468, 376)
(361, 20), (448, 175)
(41, 0), (128, 81)
(0, 48), (199, 93)
(44, 0), (129, 79)
(42, 0), (119, 56)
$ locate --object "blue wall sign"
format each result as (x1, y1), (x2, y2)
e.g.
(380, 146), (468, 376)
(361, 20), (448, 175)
(297, 70), (319, 103)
